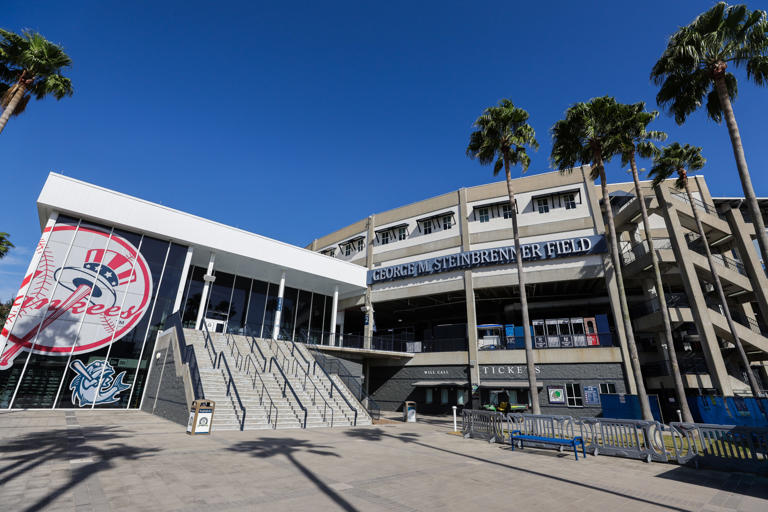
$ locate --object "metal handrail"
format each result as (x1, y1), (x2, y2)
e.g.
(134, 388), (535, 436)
(269, 356), (308, 428)
(201, 321), (218, 367)
(246, 335), (267, 372)
(684, 233), (746, 275)
(225, 333), (244, 371)
(243, 354), (278, 429)
(312, 360), (358, 426)
(216, 352), (247, 431)
(276, 341), (334, 426)
(308, 350), (381, 420)
(288, 339), (312, 374)
(671, 191), (721, 218)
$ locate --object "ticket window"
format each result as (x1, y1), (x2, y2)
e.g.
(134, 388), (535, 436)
(584, 317), (599, 346)
(533, 320), (546, 348)
(557, 318), (572, 347)
(546, 320), (560, 347)
(571, 318), (587, 346)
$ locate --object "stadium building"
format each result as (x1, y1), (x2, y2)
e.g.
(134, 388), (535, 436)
(1, 170), (766, 424)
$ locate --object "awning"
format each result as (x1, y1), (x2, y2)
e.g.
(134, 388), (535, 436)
(412, 380), (469, 387)
(415, 211), (454, 224)
(479, 381), (544, 389)
(471, 199), (508, 210)
(375, 223), (408, 234)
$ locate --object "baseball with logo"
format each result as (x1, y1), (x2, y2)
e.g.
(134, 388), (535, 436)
(0, 225), (153, 370)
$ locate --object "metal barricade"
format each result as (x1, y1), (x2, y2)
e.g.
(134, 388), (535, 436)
(668, 422), (768, 473)
(462, 410), (504, 443)
(580, 417), (668, 463)
(505, 413), (583, 451)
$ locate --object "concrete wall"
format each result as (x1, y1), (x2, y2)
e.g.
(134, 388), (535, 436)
(141, 336), (189, 426)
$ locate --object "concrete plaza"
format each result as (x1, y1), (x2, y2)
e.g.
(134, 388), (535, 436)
(0, 410), (766, 512)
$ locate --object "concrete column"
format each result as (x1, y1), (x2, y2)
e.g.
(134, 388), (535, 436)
(721, 203), (768, 325)
(329, 286), (339, 346)
(458, 188), (471, 252)
(195, 252), (216, 330)
(464, 270), (480, 407)
(656, 186), (733, 396)
(363, 215), (375, 348)
(172, 246), (194, 313)
(272, 271), (286, 340)
(580, 166), (637, 392)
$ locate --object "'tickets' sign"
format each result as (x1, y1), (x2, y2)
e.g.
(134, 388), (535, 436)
(368, 235), (606, 284)
(0, 225), (153, 370)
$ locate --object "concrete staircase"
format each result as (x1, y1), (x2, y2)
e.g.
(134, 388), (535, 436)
(183, 329), (371, 431)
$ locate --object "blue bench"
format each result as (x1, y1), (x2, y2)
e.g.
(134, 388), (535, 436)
(509, 430), (586, 460)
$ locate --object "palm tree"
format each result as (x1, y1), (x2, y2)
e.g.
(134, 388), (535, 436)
(0, 232), (12, 259)
(466, 99), (541, 414)
(551, 96), (653, 420)
(616, 102), (694, 422)
(0, 29), (73, 135)
(649, 143), (763, 398)
(651, 3), (768, 270)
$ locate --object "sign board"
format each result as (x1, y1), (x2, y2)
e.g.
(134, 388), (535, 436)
(367, 235), (607, 284)
(548, 386), (565, 404)
(583, 385), (600, 406)
(194, 407), (213, 434)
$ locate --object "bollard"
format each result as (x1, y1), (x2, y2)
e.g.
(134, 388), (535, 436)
(677, 409), (682, 423)
(452, 406), (457, 432)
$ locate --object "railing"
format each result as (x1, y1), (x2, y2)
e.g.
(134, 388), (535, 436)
(580, 417), (668, 462)
(310, 358), (358, 426)
(224, 333), (244, 371)
(243, 354), (278, 429)
(269, 356), (308, 428)
(462, 409), (504, 442)
(278, 345), (334, 427)
(487, 333), (614, 350)
(309, 350), (381, 420)
(620, 238), (672, 266)
(671, 191), (721, 218)
(703, 297), (768, 336)
(685, 232), (746, 275)
(201, 320), (219, 367)
(216, 352), (247, 431)
(668, 422), (768, 472)
(246, 335), (267, 372)
(288, 338), (312, 374)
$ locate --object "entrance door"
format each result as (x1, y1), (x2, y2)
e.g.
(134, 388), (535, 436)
(204, 318), (226, 333)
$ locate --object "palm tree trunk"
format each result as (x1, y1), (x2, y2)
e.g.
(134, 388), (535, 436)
(505, 160), (540, 414)
(595, 150), (653, 420)
(713, 75), (768, 271)
(629, 152), (692, 422)
(0, 81), (26, 135)
(681, 170), (763, 397)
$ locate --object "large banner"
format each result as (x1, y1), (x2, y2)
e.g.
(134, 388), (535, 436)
(0, 224), (153, 370)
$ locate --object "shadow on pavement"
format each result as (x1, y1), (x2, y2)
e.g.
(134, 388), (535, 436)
(0, 425), (161, 512)
(655, 465), (768, 501)
(345, 427), (697, 510)
(227, 437), (357, 512)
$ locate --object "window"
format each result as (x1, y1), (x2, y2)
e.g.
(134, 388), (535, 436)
(536, 198), (549, 214)
(381, 231), (390, 245)
(563, 193), (577, 210)
(440, 388), (449, 404)
(398, 227), (407, 241)
(322, 248), (335, 257)
(502, 204), (512, 219)
(442, 215), (452, 230)
(425, 388), (434, 404)
(344, 244), (351, 257)
(599, 383), (616, 395)
(566, 383), (583, 407)
(478, 207), (490, 223)
(357, 239), (364, 252)
(423, 221), (432, 234)
(457, 389), (466, 406)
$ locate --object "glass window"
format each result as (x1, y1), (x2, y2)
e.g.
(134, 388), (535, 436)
(181, 266), (206, 328)
(457, 389), (466, 405)
(261, 283), (278, 338)
(423, 221), (432, 234)
(322, 248), (335, 257)
(502, 204), (512, 219)
(442, 215), (452, 230)
(309, 293), (325, 343)
(537, 198), (549, 214)
(440, 388), (449, 404)
(294, 289), (312, 342)
(245, 280), (268, 337)
(227, 276), (251, 334)
(344, 244), (351, 257)
(599, 383), (616, 394)
(564, 193), (577, 210)
(425, 388), (433, 404)
(381, 231), (390, 245)
(478, 208), (490, 223)
(566, 383), (583, 407)
(398, 227), (407, 241)
(357, 239), (364, 252)
(205, 271), (235, 322)
(280, 287), (299, 341)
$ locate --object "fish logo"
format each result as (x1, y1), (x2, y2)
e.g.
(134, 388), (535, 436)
(69, 359), (130, 406)
(0, 225), (153, 370)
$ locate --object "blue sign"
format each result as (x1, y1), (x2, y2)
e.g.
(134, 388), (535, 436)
(583, 385), (600, 406)
(368, 235), (607, 284)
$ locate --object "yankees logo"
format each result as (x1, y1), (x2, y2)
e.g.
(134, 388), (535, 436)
(0, 225), (153, 370)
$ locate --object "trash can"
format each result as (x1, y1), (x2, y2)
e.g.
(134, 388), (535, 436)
(403, 401), (417, 423)
(187, 399), (215, 435)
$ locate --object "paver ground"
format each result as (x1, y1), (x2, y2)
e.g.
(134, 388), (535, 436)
(1, 410), (766, 511)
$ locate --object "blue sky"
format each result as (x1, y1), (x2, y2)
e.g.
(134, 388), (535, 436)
(2, 1), (767, 299)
